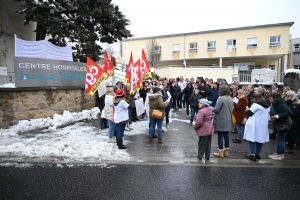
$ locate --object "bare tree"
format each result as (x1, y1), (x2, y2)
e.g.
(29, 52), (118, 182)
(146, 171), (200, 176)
(146, 38), (161, 68)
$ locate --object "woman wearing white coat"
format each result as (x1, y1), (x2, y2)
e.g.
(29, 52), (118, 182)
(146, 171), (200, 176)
(244, 92), (270, 161)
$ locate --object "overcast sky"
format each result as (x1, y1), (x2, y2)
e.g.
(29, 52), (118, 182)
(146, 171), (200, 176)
(112, 0), (300, 39)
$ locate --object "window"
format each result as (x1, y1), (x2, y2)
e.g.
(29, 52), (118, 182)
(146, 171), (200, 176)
(270, 36), (281, 46)
(255, 65), (262, 69)
(189, 42), (197, 51)
(247, 38), (258, 47)
(207, 41), (216, 50)
(172, 44), (180, 52)
(227, 39), (236, 48)
(154, 46), (161, 53)
(294, 44), (300, 52)
(294, 65), (300, 69)
(269, 65), (275, 70)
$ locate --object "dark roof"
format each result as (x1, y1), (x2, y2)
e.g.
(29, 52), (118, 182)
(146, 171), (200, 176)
(123, 22), (294, 42)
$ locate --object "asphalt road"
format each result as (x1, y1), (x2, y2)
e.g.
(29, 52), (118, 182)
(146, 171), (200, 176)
(1, 163), (300, 200)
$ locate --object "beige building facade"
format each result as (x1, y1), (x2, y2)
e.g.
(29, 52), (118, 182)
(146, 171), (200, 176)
(122, 22), (293, 82)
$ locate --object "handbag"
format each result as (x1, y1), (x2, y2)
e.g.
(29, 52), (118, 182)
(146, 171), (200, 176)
(222, 96), (236, 124)
(274, 118), (291, 133)
(101, 104), (113, 120)
(151, 98), (163, 119)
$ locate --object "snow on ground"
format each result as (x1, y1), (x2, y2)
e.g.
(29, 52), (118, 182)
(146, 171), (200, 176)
(0, 108), (181, 164)
(0, 83), (16, 88)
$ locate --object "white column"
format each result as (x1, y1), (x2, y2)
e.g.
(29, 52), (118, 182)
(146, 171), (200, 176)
(284, 54), (288, 71)
(219, 57), (222, 68)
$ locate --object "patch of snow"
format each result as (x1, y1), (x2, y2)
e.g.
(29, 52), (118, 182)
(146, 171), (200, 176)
(0, 83), (16, 88)
(284, 69), (300, 76)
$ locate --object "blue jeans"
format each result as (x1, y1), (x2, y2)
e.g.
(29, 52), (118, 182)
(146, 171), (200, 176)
(149, 117), (163, 138)
(249, 141), (263, 155)
(108, 120), (116, 138)
(190, 108), (199, 123)
(277, 132), (287, 155)
(116, 123), (126, 141)
(218, 131), (229, 150)
(236, 123), (244, 140)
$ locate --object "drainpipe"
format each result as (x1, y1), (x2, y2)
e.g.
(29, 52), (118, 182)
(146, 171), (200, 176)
(183, 34), (186, 67)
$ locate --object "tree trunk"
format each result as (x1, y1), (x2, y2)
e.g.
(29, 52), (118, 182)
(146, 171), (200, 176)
(35, 22), (46, 41)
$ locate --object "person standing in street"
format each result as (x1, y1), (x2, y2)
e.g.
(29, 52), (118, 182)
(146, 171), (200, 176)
(172, 81), (181, 110)
(148, 87), (170, 144)
(178, 76), (186, 108)
(208, 82), (219, 107)
(268, 92), (293, 160)
(244, 92), (270, 161)
(212, 86), (233, 158)
(113, 89), (130, 149)
(194, 99), (214, 160)
(189, 89), (202, 125)
(183, 83), (194, 118)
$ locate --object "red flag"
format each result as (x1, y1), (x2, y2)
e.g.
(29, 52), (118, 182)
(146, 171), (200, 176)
(124, 52), (133, 85)
(103, 51), (114, 78)
(130, 59), (141, 94)
(85, 57), (108, 95)
(141, 49), (152, 81)
(110, 56), (115, 76)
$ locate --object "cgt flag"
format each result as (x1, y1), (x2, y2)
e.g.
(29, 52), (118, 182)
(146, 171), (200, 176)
(130, 59), (141, 94)
(124, 52), (133, 85)
(85, 57), (108, 95)
(141, 49), (152, 81)
(103, 51), (114, 78)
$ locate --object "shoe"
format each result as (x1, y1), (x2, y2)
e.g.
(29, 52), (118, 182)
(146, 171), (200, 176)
(190, 123), (192, 126)
(245, 155), (256, 161)
(166, 124), (170, 129)
(284, 148), (294, 154)
(141, 113), (145, 119)
(125, 127), (131, 131)
(268, 153), (284, 160)
(231, 130), (237, 133)
(213, 149), (224, 158)
(108, 138), (116, 143)
(148, 138), (153, 143)
(178, 109), (182, 111)
(162, 130), (164, 133)
(187, 115), (190, 118)
(232, 139), (242, 143)
(158, 138), (163, 144)
(117, 140), (127, 149)
(223, 149), (229, 157)
(127, 123), (133, 130)
(255, 154), (261, 159)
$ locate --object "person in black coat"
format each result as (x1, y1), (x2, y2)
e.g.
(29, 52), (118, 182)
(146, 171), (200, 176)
(183, 83), (194, 117)
(162, 88), (172, 129)
(197, 79), (209, 99)
(189, 89), (202, 125)
(172, 81), (181, 110)
(96, 93), (108, 129)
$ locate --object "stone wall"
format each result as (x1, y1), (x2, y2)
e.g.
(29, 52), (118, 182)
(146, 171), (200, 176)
(0, 87), (96, 128)
(284, 72), (300, 91)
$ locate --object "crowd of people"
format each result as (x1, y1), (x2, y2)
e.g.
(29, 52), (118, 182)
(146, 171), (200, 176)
(96, 76), (300, 162)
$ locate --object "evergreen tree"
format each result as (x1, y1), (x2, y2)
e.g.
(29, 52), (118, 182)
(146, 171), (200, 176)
(13, 0), (132, 62)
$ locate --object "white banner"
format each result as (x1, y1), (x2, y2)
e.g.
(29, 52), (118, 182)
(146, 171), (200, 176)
(135, 98), (144, 116)
(15, 34), (73, 61)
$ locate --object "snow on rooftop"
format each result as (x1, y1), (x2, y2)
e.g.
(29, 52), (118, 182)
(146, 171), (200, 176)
(284, 69), (300, 76)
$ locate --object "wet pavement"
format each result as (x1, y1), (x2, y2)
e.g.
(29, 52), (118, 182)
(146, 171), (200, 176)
(1, 108), (300, 199)
(1, 163), (300, 200)
(88, 107), (300, 165)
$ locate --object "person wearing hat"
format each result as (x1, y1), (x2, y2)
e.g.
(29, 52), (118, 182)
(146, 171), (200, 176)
(148, 87), (170, 143)
(194, 98), (214, 160)
(113, 89), (130, 149)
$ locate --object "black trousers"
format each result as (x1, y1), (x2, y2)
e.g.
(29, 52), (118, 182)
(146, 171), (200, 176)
(165, 111), (169, 124)
(198, 135), (212, 159)
(186, 102), (190, 115)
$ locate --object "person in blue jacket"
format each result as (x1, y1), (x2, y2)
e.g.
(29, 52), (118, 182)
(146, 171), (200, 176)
(208, 82), (220, 107)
